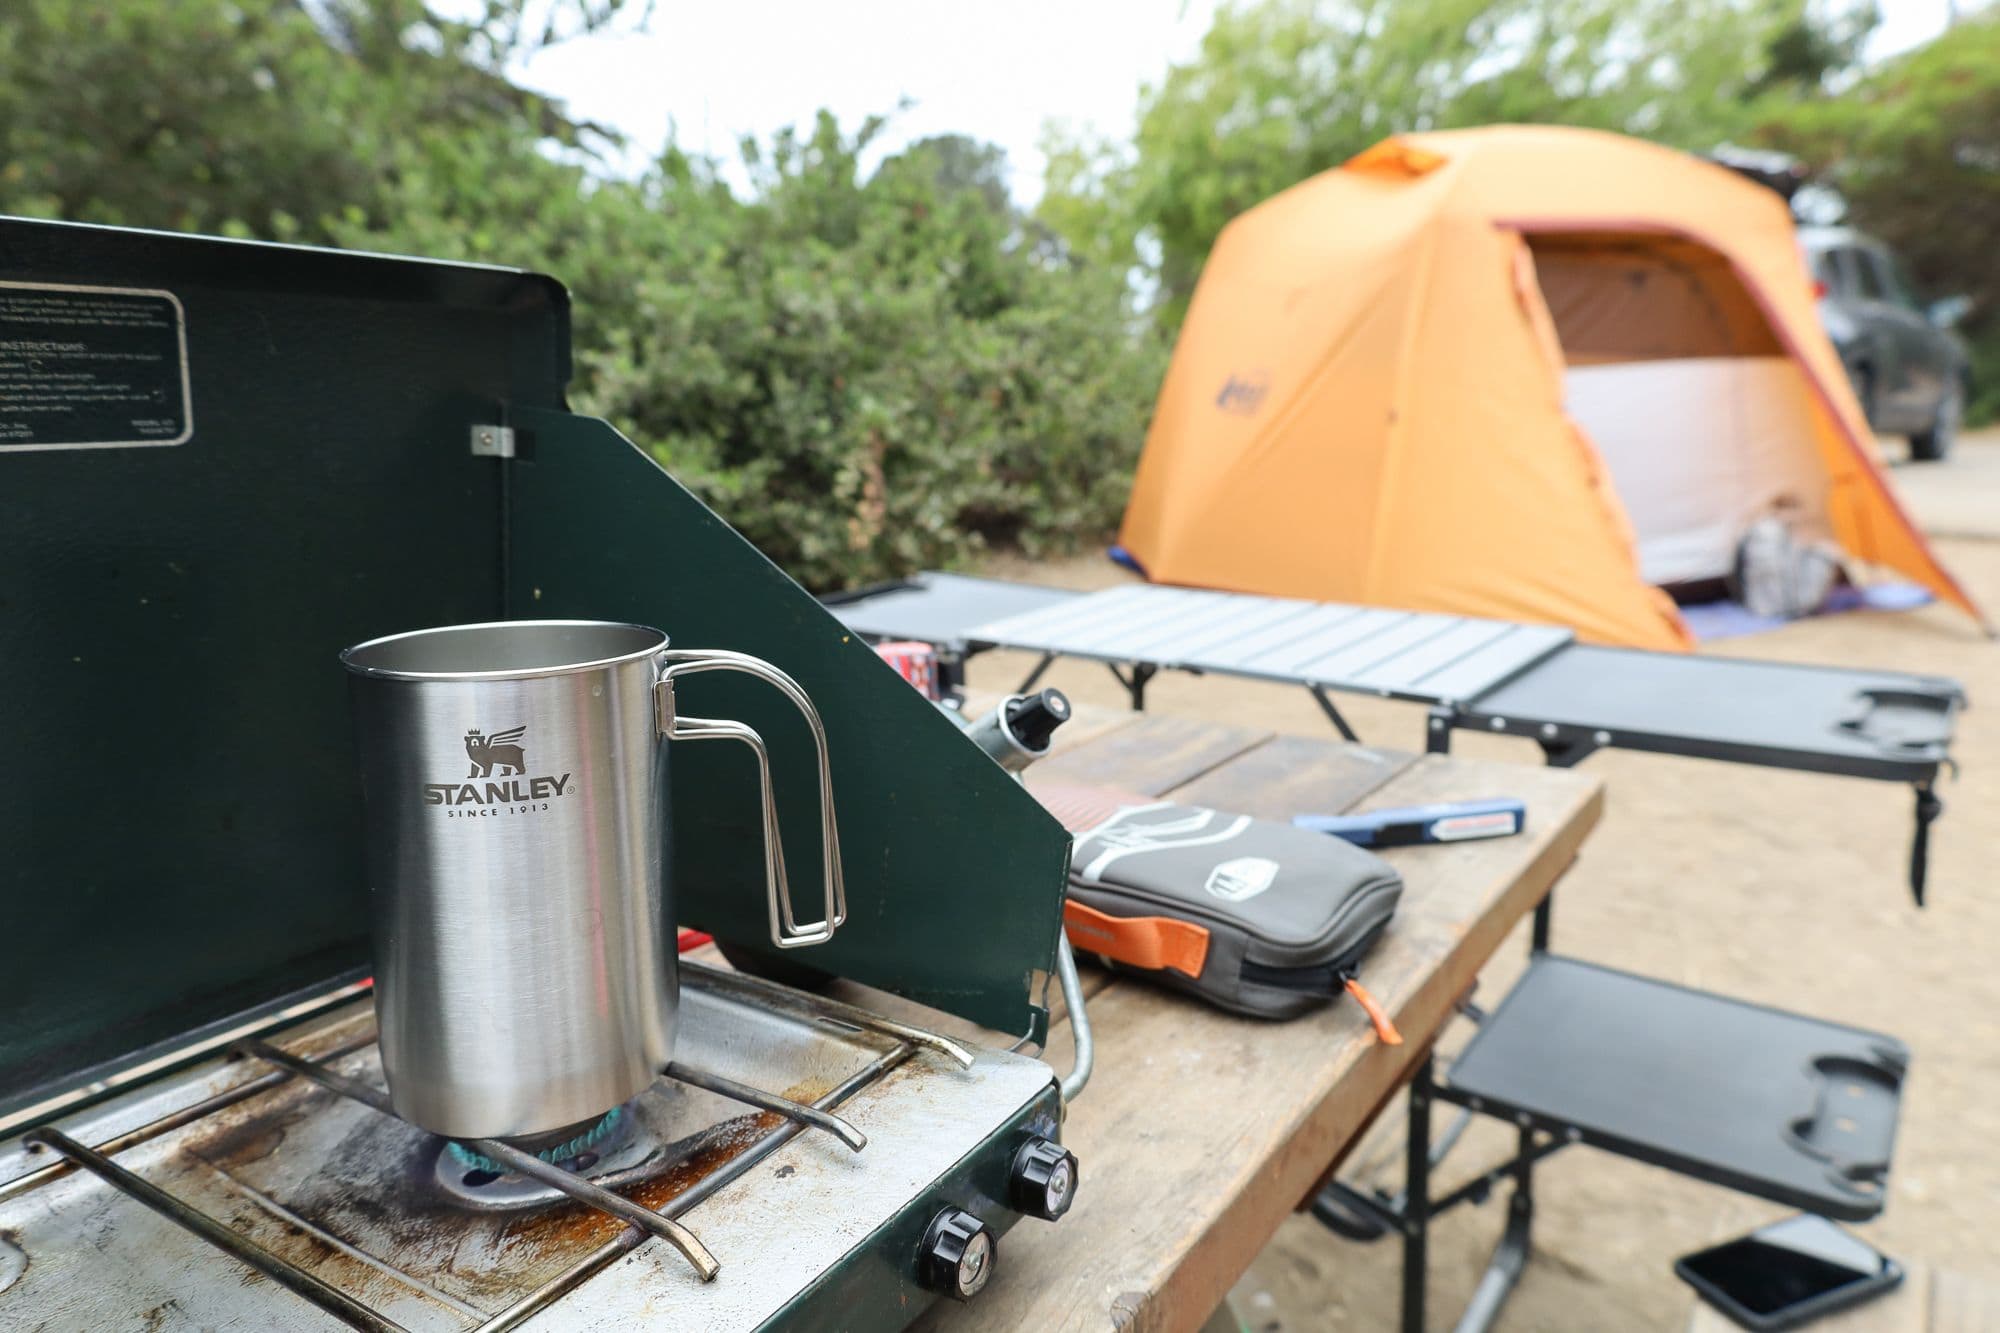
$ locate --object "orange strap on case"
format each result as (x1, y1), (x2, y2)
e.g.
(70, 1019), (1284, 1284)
(1063, 901), (1211, 978)
(1343, 976), (1403, 1045)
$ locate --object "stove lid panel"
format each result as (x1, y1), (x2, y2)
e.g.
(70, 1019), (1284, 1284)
(0, 217), (568, 1118)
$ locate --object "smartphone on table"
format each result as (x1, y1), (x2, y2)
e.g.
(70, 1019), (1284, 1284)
(1674, 1213), (1901, 1331)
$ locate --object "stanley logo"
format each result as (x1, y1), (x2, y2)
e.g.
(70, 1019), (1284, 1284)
(424, 725), (574, 814)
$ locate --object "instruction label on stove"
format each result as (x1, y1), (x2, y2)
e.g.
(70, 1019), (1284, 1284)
(0, 281), (192, 451)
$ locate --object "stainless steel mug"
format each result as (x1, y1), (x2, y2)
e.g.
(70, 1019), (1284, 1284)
(340, 620), (843, 1140)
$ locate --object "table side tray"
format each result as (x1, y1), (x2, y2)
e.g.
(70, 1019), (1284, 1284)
(1438, 954), (1908, 1222)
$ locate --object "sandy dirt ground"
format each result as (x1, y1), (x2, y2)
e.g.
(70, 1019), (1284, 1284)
(967, 427), (2000, 1330)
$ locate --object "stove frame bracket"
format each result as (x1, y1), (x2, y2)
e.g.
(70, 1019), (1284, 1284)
(469, 424), (516, 458)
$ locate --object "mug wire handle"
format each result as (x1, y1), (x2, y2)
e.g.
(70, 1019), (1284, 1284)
(656, 650), (845, 949)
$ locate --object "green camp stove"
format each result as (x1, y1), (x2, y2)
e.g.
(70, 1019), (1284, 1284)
(0, 217), (1085, 1330)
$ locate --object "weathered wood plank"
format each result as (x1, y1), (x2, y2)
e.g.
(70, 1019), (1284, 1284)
(926, 749), (1601, 1332)
(1024, 713), (1274, 798)
(1167, 735), (1416, 821)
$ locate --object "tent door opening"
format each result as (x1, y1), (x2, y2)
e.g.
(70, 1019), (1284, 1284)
(1525, 231), (1834, 593)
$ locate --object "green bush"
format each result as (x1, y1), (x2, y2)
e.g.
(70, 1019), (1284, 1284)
(570, 119), (1167, 588)
(0, 1), (1167, 590)
(341, 115), (1170, 589)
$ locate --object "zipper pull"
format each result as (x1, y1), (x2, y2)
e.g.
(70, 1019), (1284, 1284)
(1340, 971), (1403, 1046)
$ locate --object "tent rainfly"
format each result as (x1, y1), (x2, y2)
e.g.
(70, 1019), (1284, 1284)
(1116, 125), (1987, 650)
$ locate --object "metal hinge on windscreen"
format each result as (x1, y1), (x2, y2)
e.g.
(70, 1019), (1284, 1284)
(469, 424), (516, 458)
(468, 419), (519, 616)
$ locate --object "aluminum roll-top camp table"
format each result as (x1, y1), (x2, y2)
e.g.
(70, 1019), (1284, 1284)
(828, 573), (1964, 902)
(833, 574), (1573, 715)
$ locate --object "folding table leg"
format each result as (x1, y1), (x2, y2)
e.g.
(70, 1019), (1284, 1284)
(1453, 1133), (1535, 1333)
(1015, 652), (1056, 693)
(1425, 707), (1455, 755)
(1107, 662), (1157, 711)
(1395, 1008), (1551, 1330)
(1400, 1053), (1434, 1333)
(1309, 685), (1363, 742)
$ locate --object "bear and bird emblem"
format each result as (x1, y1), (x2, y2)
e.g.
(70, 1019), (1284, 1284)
(464, 725), (527, 779)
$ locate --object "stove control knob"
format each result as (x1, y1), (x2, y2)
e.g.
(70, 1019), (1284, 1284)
(919, 1207), (996, 1301)
(1009, 1137), (1079, 1221)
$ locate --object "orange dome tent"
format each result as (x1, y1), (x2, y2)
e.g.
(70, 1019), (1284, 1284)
(1117, 125), (1986, 650)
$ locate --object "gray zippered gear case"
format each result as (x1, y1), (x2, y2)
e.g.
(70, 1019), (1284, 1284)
(1039, 785), (1404, 1020)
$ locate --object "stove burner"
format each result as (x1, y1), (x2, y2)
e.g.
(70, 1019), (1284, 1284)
(429, 1090), (779, 1212)
(435, 1101), (657, 1207)
(445, 1105), (626, 1176)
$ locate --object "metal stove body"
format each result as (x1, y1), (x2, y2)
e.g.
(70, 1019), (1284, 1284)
(0, 969), (1066, 1330)
(0, 218), (1079, 1330)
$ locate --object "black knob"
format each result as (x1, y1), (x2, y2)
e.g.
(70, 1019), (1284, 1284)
(1009, 1137), (1079, 1220)
(1004, 688), (1072, 753)
(919, 1207), (996, 1300)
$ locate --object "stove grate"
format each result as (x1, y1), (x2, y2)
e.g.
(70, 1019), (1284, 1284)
(6, 965), (961, 1332)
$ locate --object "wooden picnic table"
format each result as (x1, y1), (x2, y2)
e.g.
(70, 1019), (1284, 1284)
(914, 705), (1603, 1333)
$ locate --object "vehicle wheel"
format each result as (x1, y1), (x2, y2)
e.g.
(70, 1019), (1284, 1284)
(1910, 379), (1961, 463)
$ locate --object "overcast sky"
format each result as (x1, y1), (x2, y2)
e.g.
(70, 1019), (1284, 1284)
(507, 0), (1960, 204)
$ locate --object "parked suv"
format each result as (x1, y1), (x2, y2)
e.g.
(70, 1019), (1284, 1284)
(1800, 226), (1971, 461)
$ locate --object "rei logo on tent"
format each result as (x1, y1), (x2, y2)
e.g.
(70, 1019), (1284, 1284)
(1214, 371), (1269, 416)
